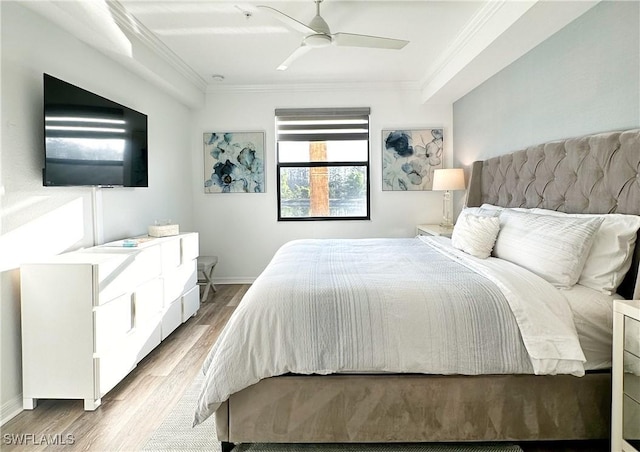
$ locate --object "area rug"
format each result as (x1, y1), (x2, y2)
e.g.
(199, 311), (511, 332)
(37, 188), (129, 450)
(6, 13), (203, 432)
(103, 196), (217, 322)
(142, 373), (217, 451)
(142, 375), (523, 452)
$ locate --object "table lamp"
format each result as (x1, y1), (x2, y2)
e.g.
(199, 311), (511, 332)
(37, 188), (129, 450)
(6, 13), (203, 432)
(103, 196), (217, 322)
(432, 168), (466, 229)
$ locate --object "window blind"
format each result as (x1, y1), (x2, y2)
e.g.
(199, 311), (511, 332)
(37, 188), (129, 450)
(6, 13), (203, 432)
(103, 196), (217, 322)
(275, 107), (370, 142)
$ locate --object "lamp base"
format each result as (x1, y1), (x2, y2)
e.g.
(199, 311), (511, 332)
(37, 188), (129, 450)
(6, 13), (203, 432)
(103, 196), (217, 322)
(440, 190), (454, 230)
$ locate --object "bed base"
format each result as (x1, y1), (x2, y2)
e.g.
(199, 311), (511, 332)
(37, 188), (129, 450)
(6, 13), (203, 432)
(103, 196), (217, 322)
(215, 372), (610, 447)
(213, 129), (639, 450)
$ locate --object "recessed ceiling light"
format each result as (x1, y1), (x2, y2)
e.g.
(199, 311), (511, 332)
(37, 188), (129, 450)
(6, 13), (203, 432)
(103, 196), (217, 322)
(211, 74), (225, 82)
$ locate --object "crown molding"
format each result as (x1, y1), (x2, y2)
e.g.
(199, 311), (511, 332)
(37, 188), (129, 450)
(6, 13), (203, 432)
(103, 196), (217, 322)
(206, 80), (422, 94)
(107, 1), (208, 93)
(419, 0), (600, 104)
(419, 0), (510, 90)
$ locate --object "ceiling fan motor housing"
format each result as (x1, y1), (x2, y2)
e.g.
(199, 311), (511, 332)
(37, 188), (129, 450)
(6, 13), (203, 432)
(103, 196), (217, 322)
(304, 33), (332, 48)
(309, 13), (331, 34)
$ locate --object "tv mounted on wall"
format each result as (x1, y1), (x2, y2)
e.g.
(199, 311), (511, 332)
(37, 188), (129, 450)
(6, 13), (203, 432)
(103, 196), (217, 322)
(43, 73), (148, 187)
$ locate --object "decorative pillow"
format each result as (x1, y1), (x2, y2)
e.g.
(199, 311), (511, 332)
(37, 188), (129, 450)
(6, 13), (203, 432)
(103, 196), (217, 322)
(451, 210), (500, 259)
(493, 210), (604, 288)
(530, 209), (640, 294)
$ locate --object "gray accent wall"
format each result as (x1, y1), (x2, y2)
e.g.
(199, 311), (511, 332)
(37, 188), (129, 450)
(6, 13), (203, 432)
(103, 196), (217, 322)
(453, 1), (640, 168)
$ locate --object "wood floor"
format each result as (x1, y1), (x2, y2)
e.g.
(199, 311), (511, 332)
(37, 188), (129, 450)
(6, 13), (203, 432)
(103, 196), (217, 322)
(2, 284), (608, 452)
(2, 284), (248, 451)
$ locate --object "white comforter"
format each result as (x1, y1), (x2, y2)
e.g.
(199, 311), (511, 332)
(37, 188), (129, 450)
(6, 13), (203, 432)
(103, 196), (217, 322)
(194, 237), (586, 425)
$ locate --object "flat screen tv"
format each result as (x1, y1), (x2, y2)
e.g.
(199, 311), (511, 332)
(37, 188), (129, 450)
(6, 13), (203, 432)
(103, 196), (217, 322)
(43, 73), (148, 187)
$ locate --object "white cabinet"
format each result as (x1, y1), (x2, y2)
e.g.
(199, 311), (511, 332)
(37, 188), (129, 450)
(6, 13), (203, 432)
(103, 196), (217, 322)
(20, 233), (199, 411)
(613, 300), (640, 452)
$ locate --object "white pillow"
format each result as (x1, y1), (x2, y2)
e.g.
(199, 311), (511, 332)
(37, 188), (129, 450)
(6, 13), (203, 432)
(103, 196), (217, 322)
(493, 210), (604, 288)
(459, 206), (498, 218)
(479, 204), (532, 214)
(451, 211), (500, 259)
(530, 209), (640, 294)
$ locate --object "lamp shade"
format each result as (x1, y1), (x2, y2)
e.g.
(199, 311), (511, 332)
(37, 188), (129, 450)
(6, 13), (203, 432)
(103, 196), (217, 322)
(432, 168), (465, 191)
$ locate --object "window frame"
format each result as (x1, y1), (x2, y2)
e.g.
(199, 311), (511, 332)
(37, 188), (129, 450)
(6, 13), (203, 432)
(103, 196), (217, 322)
(276, 108), (371, 222)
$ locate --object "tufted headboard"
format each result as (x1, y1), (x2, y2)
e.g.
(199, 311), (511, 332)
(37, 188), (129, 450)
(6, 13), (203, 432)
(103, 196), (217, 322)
(466, 129), (640, 300)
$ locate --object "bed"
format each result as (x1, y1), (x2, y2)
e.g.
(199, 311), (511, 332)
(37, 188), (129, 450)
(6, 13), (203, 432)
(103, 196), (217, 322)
(194, 128), (640, 450)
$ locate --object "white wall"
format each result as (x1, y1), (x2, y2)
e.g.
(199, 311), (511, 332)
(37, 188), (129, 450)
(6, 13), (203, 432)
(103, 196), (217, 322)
(192, 88), (453, 281)
(453, 0), (640, 166)
(0, 2), (195, 422)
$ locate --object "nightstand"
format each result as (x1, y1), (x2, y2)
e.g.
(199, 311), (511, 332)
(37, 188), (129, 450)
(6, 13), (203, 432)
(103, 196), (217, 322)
(612, 299), (640, 452)
(416, 224), (453, 238)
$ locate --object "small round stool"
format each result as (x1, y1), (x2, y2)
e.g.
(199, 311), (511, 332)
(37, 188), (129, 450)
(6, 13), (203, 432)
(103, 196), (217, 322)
(197, 256), (218, 302)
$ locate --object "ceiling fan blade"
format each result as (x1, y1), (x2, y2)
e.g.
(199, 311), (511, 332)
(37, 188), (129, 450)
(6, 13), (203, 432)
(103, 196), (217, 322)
(333, 32), (409, 50)
(277, 45), (313, 71)
(257, 5), (316, 35)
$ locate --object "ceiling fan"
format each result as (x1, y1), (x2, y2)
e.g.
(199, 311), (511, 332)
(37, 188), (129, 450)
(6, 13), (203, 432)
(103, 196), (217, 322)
(257, 0), (409, 71)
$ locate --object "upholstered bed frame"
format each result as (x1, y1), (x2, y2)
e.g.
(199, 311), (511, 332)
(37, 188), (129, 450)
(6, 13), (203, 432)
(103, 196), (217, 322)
(216, 129), (640, 450)
(466, 128), (640, 300)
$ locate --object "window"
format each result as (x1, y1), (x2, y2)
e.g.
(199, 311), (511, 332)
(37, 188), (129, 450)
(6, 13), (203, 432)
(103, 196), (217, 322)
(276, 108), (370, 221)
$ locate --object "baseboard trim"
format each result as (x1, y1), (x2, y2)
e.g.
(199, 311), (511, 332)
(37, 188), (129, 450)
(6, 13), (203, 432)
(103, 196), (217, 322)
(1, 393), (23, 426)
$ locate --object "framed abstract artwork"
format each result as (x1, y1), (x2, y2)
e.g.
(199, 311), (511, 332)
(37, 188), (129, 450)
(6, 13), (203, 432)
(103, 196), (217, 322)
(203, 131), (265, 193)
(381, 128), (443, 191)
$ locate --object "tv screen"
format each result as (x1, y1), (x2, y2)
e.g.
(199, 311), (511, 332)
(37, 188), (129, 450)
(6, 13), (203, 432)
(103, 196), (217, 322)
(43, 74), (148, 187)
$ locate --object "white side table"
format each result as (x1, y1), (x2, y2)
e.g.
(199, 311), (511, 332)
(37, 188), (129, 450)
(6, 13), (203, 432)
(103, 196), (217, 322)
(612, 299), (640, 452)
(416, 224), (453, 238)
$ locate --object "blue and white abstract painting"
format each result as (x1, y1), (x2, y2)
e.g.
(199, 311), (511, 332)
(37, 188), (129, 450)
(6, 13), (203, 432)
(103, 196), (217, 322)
(203, 132), (265, 193)
(382, 128), (443, 191)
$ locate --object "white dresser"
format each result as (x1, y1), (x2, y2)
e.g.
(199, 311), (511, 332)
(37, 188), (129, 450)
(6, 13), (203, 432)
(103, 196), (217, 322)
(612, 299), (640, 452)
(20, 233), (199, 411)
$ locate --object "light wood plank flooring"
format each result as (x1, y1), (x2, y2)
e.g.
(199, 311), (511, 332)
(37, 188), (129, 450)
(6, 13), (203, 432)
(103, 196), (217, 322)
(2, 284), (607, 452)
(2, 284), (248, 451)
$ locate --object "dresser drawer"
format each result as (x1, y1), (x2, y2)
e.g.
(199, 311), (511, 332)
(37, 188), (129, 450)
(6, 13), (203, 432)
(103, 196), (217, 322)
(134, 321), (162, 362)
(95, 346), (137, 397)
(624, 351), (640, 403)
(626, 316), (640, 357)
(181, 233), (199, 264)
(94, 293), (133, 354)
(96, 247), (161, 305)
(162, 260), (197, 305)
(161, 298), (182, 340)
(182, 285), (200, 322)
(623, 394), (640, 443)
(134, 278), (163, 327)
(160, 239), (181, 273)
(94, 254), (136, 305)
